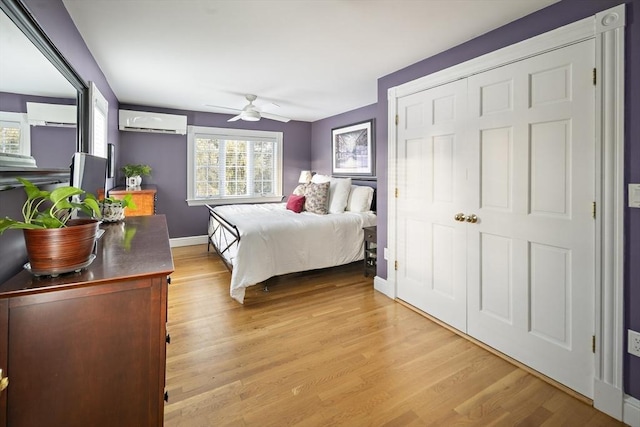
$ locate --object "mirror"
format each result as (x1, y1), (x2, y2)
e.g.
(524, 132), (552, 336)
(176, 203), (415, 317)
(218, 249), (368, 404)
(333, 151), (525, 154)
(0, 0), (87, 173)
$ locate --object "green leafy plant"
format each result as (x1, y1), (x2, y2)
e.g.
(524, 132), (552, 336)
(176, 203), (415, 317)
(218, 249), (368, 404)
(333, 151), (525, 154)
(101, 193), (137, 210)
(120, 164), (152, 177)
(0, 178), (101, 234)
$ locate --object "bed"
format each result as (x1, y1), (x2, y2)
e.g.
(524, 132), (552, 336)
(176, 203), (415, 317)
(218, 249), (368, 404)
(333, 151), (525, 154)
(207, 176), (376, 303)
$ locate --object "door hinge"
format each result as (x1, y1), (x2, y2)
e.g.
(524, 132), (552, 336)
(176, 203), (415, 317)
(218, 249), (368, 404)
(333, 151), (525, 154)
(395, 188), (399, 198)
(592, 201), (596, 219)
(394, 260), (398, 271)
(395, 114), (399, 126)
(593, 68), (597, 86)
(592, 335), (596, 353)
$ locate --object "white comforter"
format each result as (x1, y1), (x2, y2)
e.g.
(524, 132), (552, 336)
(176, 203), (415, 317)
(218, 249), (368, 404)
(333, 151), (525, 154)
(210, 203), (377, 303)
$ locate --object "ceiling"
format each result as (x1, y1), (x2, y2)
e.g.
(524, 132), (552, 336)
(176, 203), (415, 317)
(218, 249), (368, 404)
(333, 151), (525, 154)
(60, 0), (560, 123)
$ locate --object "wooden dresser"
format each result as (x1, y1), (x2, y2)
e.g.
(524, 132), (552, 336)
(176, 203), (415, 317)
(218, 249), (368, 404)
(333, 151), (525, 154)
(0, 215), (174, 427)
(108, 185), (157, 216)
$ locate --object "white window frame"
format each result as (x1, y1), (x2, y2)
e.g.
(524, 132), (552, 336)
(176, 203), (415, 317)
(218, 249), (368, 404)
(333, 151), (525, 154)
(0, 111), (31, 156)
(89, 81), (108, 158)
(186, 125), (283, 206)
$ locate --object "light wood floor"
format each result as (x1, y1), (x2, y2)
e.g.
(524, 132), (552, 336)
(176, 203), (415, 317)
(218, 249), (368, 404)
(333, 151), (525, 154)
(164, 245), (623, 426)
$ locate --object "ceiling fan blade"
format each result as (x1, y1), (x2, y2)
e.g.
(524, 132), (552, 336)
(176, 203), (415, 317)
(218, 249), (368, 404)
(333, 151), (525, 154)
(227, 114), (242, 122)
(260, 112), (291, 123)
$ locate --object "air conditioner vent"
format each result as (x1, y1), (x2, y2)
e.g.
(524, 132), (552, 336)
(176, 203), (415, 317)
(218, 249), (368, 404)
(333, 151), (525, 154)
(119, 110), (187, 135)
(27, 102), (76, 127)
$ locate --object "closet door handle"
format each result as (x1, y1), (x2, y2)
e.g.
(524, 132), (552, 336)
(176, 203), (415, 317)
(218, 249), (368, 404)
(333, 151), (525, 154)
(454, 213), (466, 222)
(466, 214), (478, 223)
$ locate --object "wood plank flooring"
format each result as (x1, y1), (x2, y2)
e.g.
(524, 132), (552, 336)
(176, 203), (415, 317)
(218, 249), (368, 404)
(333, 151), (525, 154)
(164, 245), (622, 426)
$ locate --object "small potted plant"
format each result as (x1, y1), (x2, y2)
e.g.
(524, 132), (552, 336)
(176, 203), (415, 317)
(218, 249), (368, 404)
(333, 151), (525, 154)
(0, 177), (102, 275)
(100, 193), (137, 222)
(121, 164), (152, 187)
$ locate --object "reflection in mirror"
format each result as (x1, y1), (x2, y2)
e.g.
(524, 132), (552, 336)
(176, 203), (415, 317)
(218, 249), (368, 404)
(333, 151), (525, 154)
(0, 4), (78, 169)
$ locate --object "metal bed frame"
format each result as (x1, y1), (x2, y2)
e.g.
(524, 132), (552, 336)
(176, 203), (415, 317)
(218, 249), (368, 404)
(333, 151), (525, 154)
(206, 204), (240, 273)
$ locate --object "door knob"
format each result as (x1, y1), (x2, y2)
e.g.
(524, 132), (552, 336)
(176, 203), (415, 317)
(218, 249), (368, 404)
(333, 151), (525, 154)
(454, 213), (466, 222)
(0, 369), (8, 392)
(466, 214), (478, 223)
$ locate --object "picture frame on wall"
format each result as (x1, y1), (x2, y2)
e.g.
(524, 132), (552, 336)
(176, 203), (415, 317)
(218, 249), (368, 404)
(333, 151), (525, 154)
(331, 119), (375, 178)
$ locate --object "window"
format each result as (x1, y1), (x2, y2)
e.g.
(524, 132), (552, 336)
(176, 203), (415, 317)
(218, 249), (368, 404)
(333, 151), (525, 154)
(89, 82), (108, 158)
(0, 112), (30, 156)
(187, 126), (283, 206)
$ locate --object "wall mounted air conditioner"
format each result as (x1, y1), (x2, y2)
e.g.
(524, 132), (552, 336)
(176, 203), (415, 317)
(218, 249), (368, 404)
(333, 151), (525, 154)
(119, 110), (187, 135)
(26, 102), (77, 127)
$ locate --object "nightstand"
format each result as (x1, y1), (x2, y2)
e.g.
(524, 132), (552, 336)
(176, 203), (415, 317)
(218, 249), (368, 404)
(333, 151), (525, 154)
(363, 226), (377, 277)
(108, 185), (157, 216)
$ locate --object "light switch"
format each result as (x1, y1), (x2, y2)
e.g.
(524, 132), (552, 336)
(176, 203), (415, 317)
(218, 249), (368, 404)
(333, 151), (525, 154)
(629, 184), (640, 208)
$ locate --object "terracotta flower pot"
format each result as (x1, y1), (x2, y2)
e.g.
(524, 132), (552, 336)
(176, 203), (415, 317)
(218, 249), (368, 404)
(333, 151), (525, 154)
(23, 218), (100, 274)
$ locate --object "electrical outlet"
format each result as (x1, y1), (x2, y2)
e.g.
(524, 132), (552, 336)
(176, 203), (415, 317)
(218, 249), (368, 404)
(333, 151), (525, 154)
(629, 329), (640, 357)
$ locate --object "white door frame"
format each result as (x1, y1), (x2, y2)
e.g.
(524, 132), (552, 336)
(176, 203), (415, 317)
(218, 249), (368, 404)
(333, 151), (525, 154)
(386, 5), (628, 421)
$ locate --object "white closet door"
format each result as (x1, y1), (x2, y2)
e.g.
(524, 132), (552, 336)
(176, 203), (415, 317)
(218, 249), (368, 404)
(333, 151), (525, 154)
(466, 39), (596, 397)
(395, 80), (469, 332)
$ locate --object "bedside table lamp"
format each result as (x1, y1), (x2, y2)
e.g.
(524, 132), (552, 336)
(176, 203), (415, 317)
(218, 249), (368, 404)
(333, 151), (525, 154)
(298, 170), (312, 184)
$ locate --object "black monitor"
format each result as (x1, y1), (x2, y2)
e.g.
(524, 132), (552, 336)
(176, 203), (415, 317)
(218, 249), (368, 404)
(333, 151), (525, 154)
(70, 152), (107, 200)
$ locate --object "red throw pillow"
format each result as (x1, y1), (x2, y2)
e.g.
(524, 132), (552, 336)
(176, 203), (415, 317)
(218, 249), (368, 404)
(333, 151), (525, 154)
(286, 194), (305, 213)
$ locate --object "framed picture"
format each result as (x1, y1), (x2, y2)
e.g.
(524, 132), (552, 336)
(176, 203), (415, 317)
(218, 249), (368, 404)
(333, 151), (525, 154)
(331, 119), (375, 178)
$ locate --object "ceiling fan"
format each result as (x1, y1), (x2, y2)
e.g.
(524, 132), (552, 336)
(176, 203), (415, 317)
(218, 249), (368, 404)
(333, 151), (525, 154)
(208, 94), (291, 123)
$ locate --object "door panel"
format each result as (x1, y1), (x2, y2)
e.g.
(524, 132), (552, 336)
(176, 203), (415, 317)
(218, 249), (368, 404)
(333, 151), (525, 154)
(467, 40), (595, 397)
(480, 127), (512, 211)
(479, 233), (513, 323)
(396, 80), (468, 332)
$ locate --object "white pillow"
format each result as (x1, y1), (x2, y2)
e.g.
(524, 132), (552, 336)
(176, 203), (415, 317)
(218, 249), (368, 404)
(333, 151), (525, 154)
(346, 185), (374, 212)
(328, 177), (352, 214)
(311, 174), (331, 184)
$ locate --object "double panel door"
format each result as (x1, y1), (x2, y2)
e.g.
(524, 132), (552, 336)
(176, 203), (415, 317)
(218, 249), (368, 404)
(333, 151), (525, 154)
(395, 40), (596, 397)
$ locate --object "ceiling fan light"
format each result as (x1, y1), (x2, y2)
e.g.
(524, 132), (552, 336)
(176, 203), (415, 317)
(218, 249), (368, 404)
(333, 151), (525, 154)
(241, 110), (260, 121)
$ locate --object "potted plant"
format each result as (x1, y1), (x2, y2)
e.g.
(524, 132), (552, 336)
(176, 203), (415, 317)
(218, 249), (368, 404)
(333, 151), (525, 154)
(100, 193), (137, 222)
(121, 164), (152, 187)
(0, 177), (102, 275)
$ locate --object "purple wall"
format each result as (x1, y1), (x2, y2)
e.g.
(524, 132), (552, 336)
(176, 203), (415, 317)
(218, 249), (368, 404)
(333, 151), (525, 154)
(312, 0), (639, 399)
(118, 104), (312, 239)
(30, 126), (75, 168)
(0, 92), (75, 112)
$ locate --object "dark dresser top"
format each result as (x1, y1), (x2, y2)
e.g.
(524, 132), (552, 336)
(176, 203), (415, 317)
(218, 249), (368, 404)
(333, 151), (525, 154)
(0, 215), (174, 298)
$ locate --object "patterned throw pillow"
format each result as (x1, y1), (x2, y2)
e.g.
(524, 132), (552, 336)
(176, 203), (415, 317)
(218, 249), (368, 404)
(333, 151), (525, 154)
(303, 182), (330, 214)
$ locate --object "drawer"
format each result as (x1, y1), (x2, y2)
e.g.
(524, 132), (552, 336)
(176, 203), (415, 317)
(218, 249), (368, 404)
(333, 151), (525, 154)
(364, 227), (377, 242)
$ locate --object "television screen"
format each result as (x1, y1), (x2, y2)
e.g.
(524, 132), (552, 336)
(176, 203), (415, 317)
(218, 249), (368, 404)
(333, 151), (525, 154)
(70, 152), (107, 200)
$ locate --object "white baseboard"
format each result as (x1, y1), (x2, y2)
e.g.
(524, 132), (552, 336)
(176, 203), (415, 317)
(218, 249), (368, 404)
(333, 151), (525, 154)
(625, 395), (640, 427)
(169, 235), (208, 248)
(374, 276), (395, 299)
(594, 379), (623, 420)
